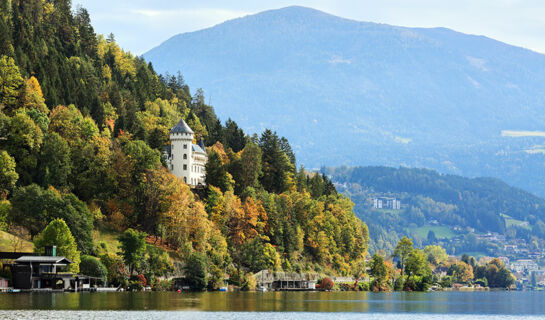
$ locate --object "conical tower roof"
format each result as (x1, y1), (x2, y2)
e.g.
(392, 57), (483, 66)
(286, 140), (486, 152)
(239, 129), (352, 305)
(171, 119), (194, 134)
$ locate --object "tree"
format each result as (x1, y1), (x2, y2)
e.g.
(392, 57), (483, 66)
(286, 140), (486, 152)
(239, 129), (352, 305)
(259, 129), (295, 193)
(236, 140), (262, 193)
(394, 236), (413, 276)
(184, 252), (208, 290)
(423, 245), (448, 265)
(10, 184), (94, 253)
(80, 255), (108, 282)
(38, 133), (71, 189)
(448, 261), (474, 283)
(242, 238), (281, 273)
(21, 76), (48, 113)
(427, 230), (437, 243)
(405, 249), (432, 291)
(205, 150), (234, 192)
(34, 218), (81, 273)
(0, 151), (18, 199)
(118, 228), (147, 276)
(224, 119), (245, 152)
(369, 253), (389, 291)
(405, 249), (432, 278)
(1, 113), (43, 184)
(0, 55), (23, 113)
(145, 245), (173, 279)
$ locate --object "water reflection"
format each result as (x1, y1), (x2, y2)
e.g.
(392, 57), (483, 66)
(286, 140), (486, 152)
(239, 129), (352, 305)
(0, 291), (542, 315)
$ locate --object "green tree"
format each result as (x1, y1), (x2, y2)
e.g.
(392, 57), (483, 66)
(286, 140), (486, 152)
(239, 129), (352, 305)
(122, 139), (161, 179)
(205, 151), (234, 192)
(259, 129), (294, 193)
(0, 150), (18, 198)
(80, 255), (108, 282)
(405, 249), (433, 291)
(34, 218), (81, 273)
(118, 228), (147, 276)
(0, 55), (23, 113)
(145, 245), (173, 279)
(38, 133), (72, 189)
(184, 252), (208, 291)
(10, 185), (94, 253)
(423, 245), (448, 265)
(394, 236), (413, 277)
(1, 113), (43, 184)
(369, 253), (388, 291)
(237, 140), (262, 192)
(224, 119), (245, 152)
(405, 249), (432, 278)
(242, 238), (281, 273)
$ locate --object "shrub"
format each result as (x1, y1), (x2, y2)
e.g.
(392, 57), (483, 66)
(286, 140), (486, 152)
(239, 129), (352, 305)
(321, 277), (334, 290)
(80, 255), (108, 282)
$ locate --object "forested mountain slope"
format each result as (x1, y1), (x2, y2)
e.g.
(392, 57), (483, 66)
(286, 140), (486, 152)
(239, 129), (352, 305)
(325, 166), (545, 254)
(145, 6), (545, 197)
(0, 0), (368, 286)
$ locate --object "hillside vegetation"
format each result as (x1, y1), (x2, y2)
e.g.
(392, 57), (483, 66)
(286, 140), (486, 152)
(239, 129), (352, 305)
(325, 166), (545, 254)
(0, 0), (368, 287)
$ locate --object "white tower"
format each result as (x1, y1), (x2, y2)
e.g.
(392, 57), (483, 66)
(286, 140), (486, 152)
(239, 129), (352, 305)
(169, 119), (195, 184)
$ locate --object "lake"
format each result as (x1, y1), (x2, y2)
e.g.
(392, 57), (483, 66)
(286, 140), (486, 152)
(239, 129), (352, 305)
(0, 291), (543, 319)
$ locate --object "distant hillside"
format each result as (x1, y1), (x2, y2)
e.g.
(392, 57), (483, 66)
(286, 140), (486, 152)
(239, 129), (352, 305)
(325, 166), (545, 254)
(144, 6), (545, 197)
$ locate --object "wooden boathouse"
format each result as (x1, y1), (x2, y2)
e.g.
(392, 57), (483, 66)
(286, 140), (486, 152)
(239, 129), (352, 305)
(254, 270), (319, 291)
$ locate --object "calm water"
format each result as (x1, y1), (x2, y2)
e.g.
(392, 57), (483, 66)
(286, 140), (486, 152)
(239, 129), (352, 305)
(0, 291), (543, 319)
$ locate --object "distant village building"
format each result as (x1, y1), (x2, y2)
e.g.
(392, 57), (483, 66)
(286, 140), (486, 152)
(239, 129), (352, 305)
(511, 259), (539, 274)
(163, 119), (207, 187)
(373, 197), (401, 210)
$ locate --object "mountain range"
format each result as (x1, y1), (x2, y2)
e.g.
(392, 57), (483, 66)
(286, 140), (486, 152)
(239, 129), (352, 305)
(144, 6), (545, 196)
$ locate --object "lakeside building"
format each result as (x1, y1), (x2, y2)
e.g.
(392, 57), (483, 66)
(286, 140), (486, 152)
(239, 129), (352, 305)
(373, 197), (401, 210)
(162, 119), (207, 187)
(254, 270), (319, 291)
(2, 246), (104, 291)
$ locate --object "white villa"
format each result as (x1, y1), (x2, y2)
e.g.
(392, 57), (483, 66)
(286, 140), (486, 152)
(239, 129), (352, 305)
(163, 119), (207, 187)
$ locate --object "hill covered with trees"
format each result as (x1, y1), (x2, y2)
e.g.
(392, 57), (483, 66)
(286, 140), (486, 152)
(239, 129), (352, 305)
(0, 0), (368, 289)
(325, 166), (545, 255)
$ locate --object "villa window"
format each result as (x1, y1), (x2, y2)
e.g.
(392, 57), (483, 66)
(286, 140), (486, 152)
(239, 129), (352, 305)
(183, 144), (187, 149)
(184, 177), (187, 183)
(183, 154), (187, 159)
(183, 164), (187, 170)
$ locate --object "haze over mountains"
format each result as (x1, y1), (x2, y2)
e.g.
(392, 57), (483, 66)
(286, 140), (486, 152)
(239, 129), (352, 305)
(144, 6), (545, 196)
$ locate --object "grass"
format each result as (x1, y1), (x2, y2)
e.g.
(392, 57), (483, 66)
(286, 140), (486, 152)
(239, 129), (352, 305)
(409, 226), (457, 240)
(93, 229), (122, 253)
(0, 230), (33, 252)
(500, 214), (531, 230)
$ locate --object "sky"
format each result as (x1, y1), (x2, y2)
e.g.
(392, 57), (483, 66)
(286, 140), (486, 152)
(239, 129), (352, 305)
(73, 0), (545, 55)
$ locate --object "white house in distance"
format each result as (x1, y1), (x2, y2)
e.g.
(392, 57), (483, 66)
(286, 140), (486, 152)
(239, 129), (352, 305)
(163, 119), (207, 187)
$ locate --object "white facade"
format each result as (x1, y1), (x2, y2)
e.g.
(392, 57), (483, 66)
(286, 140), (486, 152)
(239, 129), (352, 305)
(164, 119), (207, 187)
(373, 197), (401, 210)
